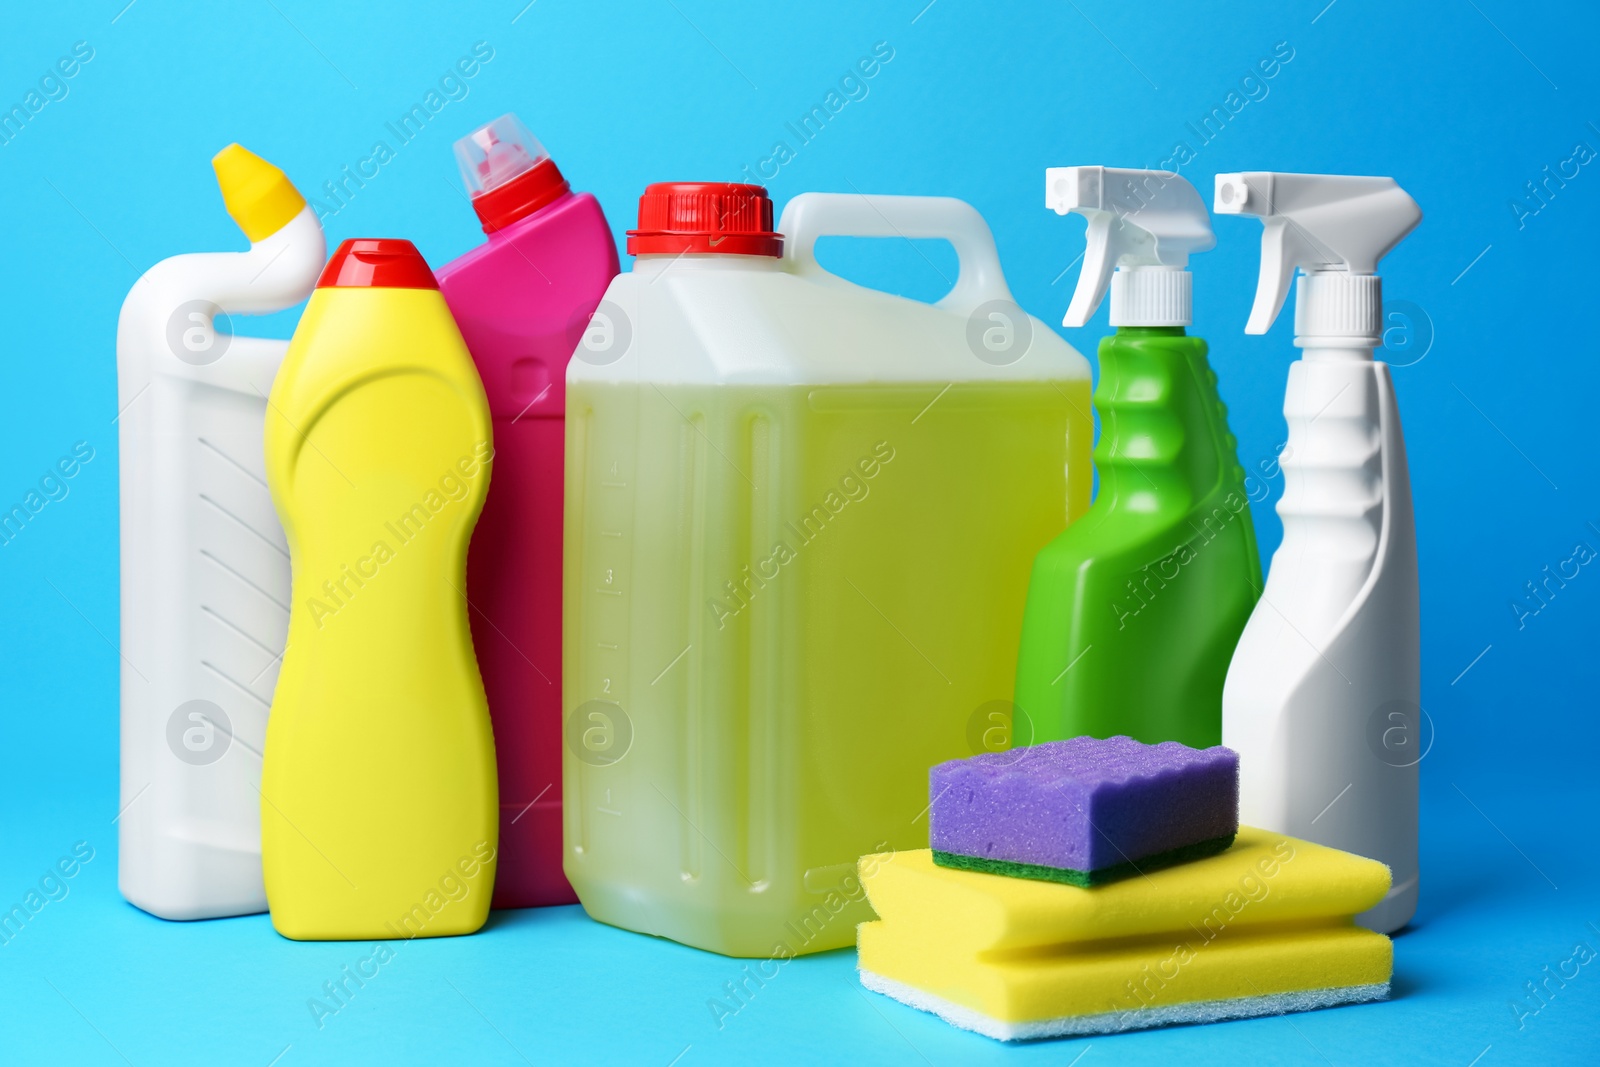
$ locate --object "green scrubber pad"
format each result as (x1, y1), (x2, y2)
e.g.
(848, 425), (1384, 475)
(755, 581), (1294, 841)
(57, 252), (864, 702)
(933, 832), (1235, 887)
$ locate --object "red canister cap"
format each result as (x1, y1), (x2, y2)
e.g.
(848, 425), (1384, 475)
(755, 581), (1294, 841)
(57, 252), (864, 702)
(317, 239), (440, 290)
(627, 182), (782, 257)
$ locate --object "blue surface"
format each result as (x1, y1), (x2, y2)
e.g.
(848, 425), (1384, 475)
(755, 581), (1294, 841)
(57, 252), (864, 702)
(1, 1), (1597, 1063)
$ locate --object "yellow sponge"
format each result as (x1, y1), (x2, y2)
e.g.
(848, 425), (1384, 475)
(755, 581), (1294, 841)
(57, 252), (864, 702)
(857, 827), (1392, 1040)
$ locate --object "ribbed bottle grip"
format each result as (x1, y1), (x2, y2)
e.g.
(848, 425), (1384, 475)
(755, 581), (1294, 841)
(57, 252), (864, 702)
(1276, 363), (1386, 534)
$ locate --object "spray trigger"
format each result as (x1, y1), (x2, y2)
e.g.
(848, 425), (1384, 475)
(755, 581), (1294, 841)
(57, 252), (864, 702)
(1046, 166), (1214, 329)
(1214, 172), (1421, 335)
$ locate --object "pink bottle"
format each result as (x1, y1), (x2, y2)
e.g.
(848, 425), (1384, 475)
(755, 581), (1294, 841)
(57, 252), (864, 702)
(436, 115), (619, 908)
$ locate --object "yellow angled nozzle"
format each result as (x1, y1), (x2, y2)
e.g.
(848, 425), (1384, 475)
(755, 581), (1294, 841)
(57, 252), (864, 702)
(212, 143), (306, 242)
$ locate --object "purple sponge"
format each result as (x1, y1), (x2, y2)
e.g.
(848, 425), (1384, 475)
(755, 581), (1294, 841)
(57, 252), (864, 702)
(929, 736), (1238, 886)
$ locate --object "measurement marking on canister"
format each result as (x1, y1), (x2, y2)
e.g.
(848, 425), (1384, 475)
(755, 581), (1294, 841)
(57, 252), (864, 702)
(600, 530), (623, 538)
(600, 480), (627, 488)
(597, 642), (619, 651)
(597, 806), (623, 816)
(595, 588), (622, 597)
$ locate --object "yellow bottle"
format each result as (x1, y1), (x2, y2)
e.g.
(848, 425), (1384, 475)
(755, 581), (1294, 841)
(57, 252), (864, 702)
(261, 238), (497, 940)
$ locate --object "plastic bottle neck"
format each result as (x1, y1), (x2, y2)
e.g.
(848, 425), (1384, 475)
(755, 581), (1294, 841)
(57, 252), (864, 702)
(631, 253), (783, 277)
(1113, 325), (1187, 338)
(482, 189), (572, 241)
(1297, 342), (1377, 363)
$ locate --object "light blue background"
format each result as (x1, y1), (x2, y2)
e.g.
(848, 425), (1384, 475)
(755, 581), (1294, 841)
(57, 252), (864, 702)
(1, 1), (1596, 1063)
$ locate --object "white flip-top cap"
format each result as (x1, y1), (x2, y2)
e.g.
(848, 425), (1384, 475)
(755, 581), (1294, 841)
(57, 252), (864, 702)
(1047, 166), (1214, 328)
(1214, 172), (1422, 340)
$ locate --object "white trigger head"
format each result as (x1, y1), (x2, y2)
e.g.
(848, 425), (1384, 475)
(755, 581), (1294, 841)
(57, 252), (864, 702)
(1046, 166), (1214, 329)
(1214, 172), (1422, 336)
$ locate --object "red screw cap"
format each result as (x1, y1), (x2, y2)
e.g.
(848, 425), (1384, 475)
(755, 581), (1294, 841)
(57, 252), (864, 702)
(627, 182), (782, 257)
(471, 157), (570, 234)
(317, 239), (439, 290)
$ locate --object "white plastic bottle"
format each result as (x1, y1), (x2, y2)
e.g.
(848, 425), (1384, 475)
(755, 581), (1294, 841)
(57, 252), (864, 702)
(117, 145), (324, 920)
(1215, 172), (1422, 934)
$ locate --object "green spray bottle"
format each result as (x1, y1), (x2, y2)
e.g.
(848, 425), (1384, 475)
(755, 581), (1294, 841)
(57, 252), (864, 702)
(1014, 167), (1260, 748)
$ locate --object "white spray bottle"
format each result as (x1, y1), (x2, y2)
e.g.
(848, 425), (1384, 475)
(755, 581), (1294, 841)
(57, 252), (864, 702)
(1215, 172), (1422, 935)
(117, 145), (324, 920)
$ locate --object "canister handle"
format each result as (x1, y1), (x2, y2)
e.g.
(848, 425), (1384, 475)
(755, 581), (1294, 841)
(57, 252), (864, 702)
(779, 193), (1016, 316)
